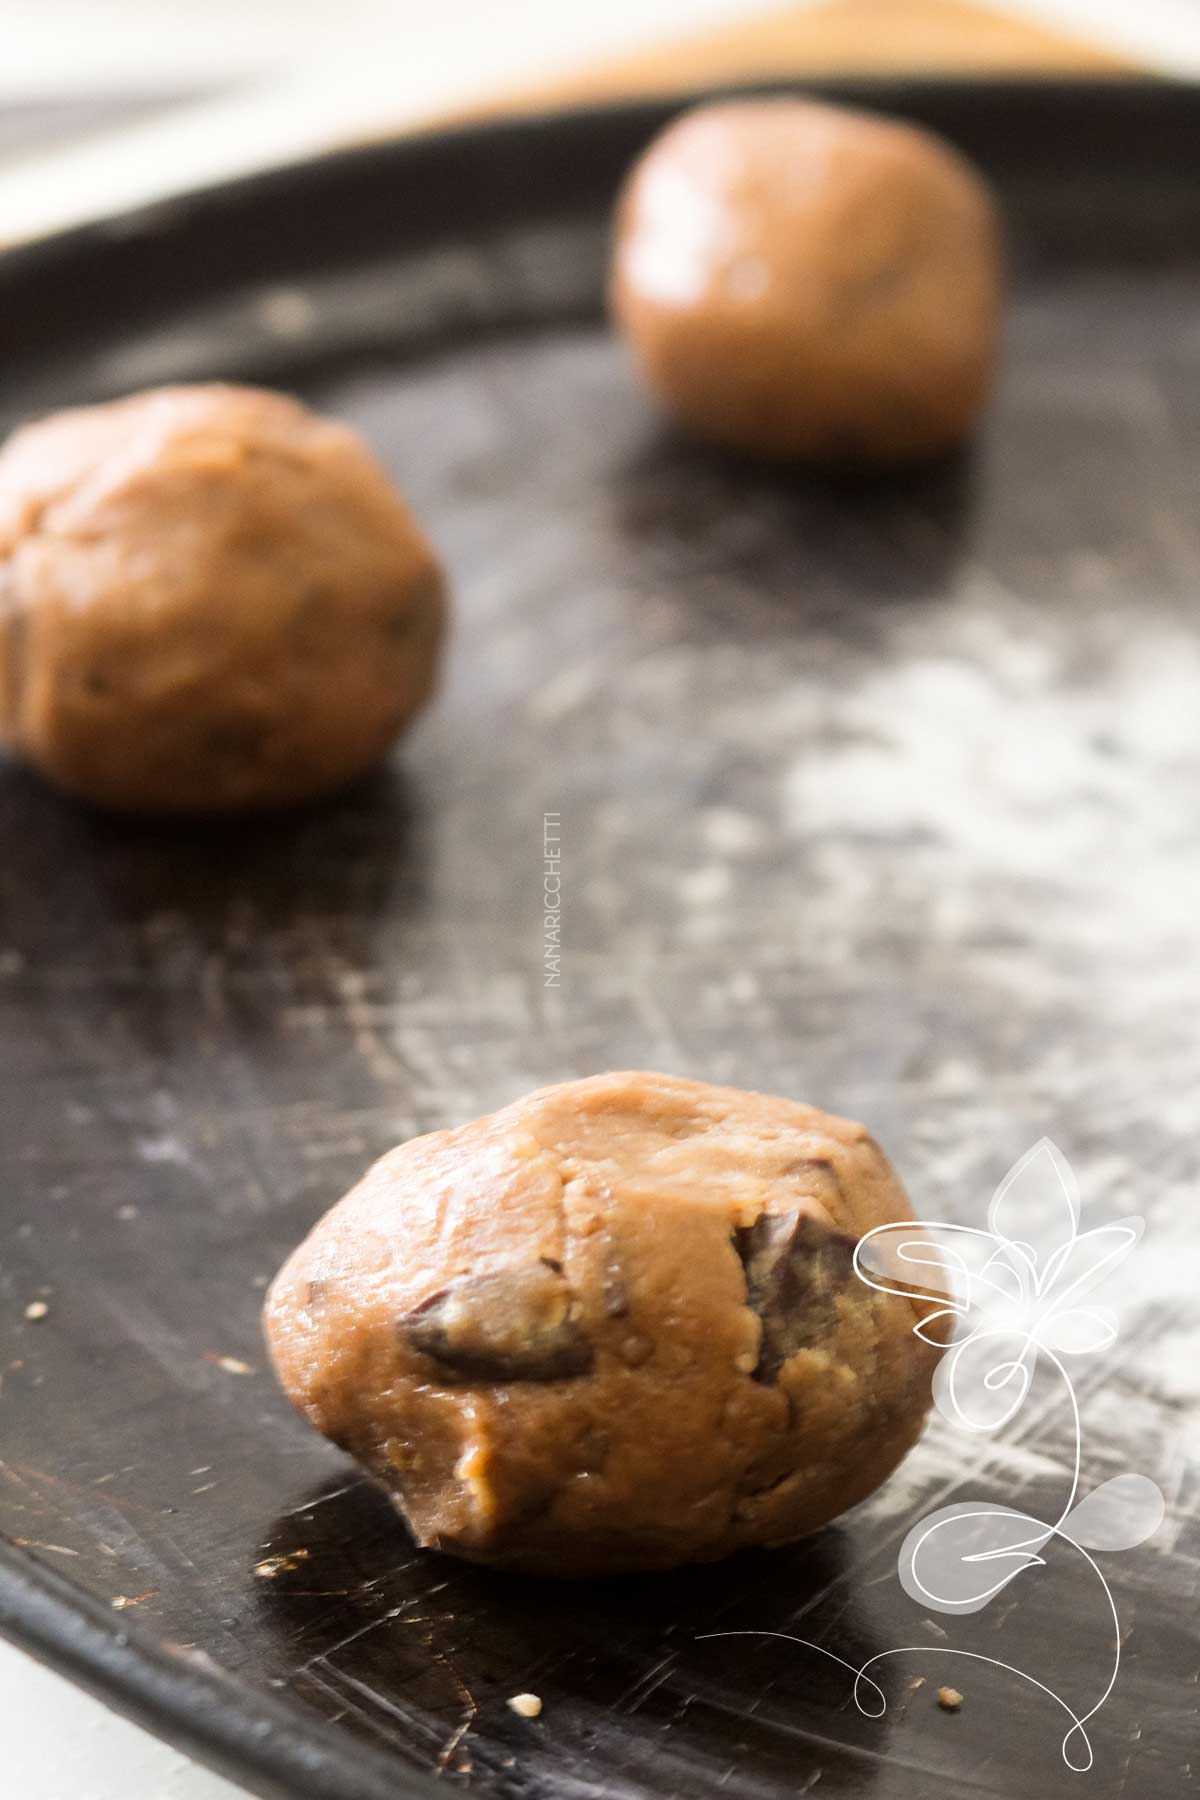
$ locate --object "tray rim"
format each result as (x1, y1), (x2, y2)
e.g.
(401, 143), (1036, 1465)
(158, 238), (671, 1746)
(0, 1544), (414, 1800)
(2, 71), (1199, 1800)
(1, 72), (1196, 293)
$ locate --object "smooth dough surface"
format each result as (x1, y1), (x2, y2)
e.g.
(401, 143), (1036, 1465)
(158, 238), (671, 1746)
(611, 98), (1003, 464)
(0, 384), (446, 812)
(265, 1072), (938, 1576)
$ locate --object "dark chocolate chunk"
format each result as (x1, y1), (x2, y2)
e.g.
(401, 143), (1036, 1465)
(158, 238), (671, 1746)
(400, 1263), (593, 1382)
(735, 1210), (857, 1380)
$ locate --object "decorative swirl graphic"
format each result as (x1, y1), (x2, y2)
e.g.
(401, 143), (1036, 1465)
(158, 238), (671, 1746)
(705, 1140), (1164, 1773)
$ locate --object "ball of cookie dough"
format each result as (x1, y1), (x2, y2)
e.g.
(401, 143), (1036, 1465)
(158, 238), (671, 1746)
(265, 1071), (939, 1577)
(610, 98), (1003, 464)
(0, 384), (446, 811)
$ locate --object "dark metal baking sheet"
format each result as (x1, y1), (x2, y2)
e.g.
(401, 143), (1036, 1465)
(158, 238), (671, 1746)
(1, 78), (1198, 1800)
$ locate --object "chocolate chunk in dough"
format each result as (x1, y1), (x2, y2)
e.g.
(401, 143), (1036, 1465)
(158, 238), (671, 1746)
(736, 1211), (858, 1380)
(265, 1072), (941, 1576)
(400, 1264), (594, 1382)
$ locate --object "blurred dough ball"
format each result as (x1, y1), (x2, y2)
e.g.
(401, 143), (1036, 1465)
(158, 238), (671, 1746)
(0, 384), (446, 812)
(611, 98), (1003, 464)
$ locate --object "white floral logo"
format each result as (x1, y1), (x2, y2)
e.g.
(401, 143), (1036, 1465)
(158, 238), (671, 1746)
(702, 1139), (1163, 1772)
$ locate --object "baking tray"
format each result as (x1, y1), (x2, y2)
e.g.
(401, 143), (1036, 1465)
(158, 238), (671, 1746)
(1, 78), (1198, 1800)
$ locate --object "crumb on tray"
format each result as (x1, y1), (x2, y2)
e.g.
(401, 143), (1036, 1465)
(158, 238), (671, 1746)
(254, 1550), (311, 1579)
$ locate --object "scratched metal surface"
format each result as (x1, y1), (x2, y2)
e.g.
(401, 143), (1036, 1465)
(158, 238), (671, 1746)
(1, 81), (1199, 1800)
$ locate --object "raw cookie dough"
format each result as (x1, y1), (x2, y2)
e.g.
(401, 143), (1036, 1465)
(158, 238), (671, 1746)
(265, 1071), (939, 1576)
(0, 384), (446, 811)
(611, 98), (1003, 464)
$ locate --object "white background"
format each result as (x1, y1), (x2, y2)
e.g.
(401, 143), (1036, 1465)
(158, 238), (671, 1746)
(1, 1), (1197, 1794)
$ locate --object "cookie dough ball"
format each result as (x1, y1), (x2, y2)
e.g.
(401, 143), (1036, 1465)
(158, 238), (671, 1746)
(265, 1071), (938, 1576)
(611, 99), (1003, 464)
(0, 384), (446, 811)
